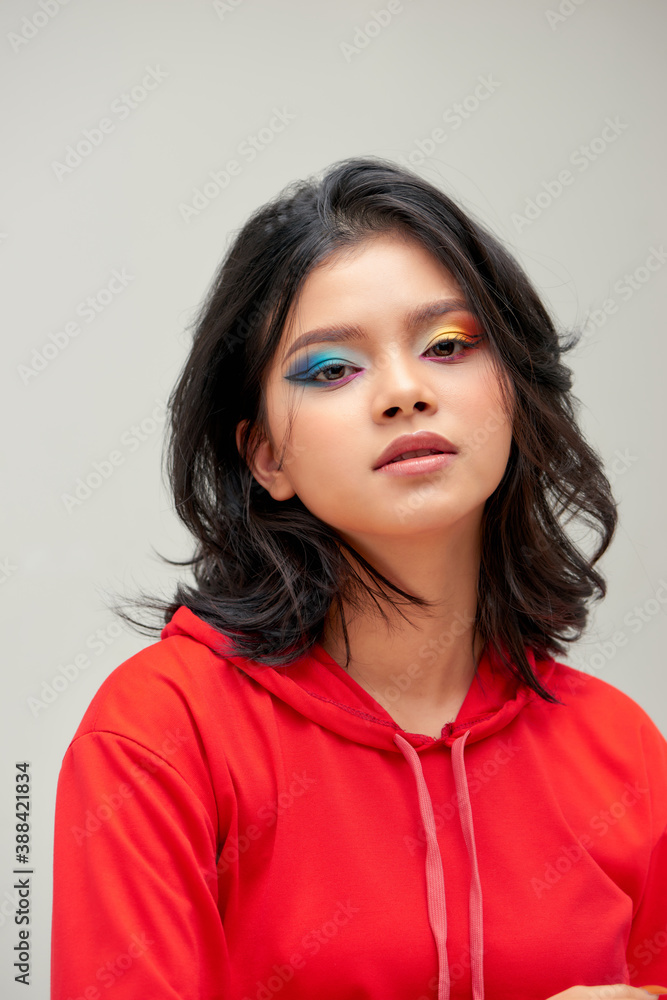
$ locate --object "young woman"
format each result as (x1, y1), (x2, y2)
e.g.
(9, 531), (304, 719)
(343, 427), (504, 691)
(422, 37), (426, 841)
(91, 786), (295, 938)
(51, 157), (667, 1000)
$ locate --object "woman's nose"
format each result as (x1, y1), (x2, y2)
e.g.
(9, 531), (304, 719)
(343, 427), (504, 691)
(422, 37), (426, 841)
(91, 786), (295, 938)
(370, 351), (439, 421)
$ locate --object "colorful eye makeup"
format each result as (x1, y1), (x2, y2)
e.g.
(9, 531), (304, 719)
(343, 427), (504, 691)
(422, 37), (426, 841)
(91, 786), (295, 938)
(284, 351), (362, 386)
(422, 325), (484, 362)
(283, 319), (485, 387)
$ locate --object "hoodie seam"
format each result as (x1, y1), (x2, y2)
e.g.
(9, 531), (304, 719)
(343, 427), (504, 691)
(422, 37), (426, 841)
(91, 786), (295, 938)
(448, 710), (505, 733)
(298, 690), (522, 743)
(67, 728), (200, 784)
(298, 687), (459, 746)
(299, 687), (401, 729)
(65, 729), (221, 849)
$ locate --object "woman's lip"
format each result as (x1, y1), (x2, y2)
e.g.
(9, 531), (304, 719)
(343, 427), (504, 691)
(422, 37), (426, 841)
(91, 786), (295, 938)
(373, 433), (458, 469)
(375, 452), (457, 476)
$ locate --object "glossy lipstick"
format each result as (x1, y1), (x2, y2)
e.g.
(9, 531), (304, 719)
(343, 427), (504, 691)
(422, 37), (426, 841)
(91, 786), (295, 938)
(373, 431), (458, 476)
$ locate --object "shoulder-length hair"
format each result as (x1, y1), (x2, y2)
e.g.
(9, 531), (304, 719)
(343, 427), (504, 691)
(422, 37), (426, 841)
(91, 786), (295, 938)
(120, 155), (617, 703)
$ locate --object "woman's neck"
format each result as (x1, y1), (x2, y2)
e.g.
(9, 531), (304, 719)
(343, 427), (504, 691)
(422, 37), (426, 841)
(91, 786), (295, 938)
(320, 525), (484, 731)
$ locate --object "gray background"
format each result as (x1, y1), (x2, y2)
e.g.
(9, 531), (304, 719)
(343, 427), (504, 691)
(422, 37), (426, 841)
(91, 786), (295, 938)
(1, 0), (665, 994)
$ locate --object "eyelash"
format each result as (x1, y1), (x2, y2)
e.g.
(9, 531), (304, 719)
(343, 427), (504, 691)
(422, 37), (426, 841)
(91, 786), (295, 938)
(287, 333), (483, 386)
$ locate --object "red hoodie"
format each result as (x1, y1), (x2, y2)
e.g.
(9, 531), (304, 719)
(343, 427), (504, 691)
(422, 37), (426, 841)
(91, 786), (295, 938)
(51, 605), (667, 1000)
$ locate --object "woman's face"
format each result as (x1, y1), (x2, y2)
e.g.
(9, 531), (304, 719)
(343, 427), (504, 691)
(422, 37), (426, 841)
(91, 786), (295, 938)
(240, 232), (514, 546)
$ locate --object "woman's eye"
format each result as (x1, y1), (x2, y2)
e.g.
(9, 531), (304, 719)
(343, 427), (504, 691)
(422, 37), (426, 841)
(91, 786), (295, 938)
(311, 362), (354, 382)
(285, 332), (483, 385)
(285, 360), (360, 385)
(424, 334), (481, 360)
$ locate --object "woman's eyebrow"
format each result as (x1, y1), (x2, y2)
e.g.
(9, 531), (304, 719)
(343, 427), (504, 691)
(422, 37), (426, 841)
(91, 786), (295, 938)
(282, 298), (471, 362)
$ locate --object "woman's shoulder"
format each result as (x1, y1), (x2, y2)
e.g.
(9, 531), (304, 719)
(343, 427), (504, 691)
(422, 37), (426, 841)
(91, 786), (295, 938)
(546, 656), (667, 752)
(65, 626), (250, 764)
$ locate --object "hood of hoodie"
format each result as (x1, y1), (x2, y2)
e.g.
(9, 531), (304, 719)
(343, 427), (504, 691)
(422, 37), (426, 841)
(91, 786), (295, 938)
(162, 605), (558, 753)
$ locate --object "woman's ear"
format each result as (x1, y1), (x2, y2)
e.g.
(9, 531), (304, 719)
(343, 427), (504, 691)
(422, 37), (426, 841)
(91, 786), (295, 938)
(235, 419), (296, 502)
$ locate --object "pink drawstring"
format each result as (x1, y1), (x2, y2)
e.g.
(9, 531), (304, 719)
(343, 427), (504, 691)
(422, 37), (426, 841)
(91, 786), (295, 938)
(452, 731), (484, 1000)
(394, 732), (450, 1000)
(394, 730), (484, 1000)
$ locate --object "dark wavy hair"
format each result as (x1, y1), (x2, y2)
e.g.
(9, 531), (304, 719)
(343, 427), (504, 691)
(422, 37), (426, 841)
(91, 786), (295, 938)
(117, 155), (618, 703)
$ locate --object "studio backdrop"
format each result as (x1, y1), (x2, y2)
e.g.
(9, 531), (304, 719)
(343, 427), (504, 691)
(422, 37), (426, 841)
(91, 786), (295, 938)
(1, 0), (665, 995)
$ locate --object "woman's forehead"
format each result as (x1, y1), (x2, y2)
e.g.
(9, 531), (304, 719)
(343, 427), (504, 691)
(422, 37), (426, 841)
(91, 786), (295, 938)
(278, 238), (468, 344)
